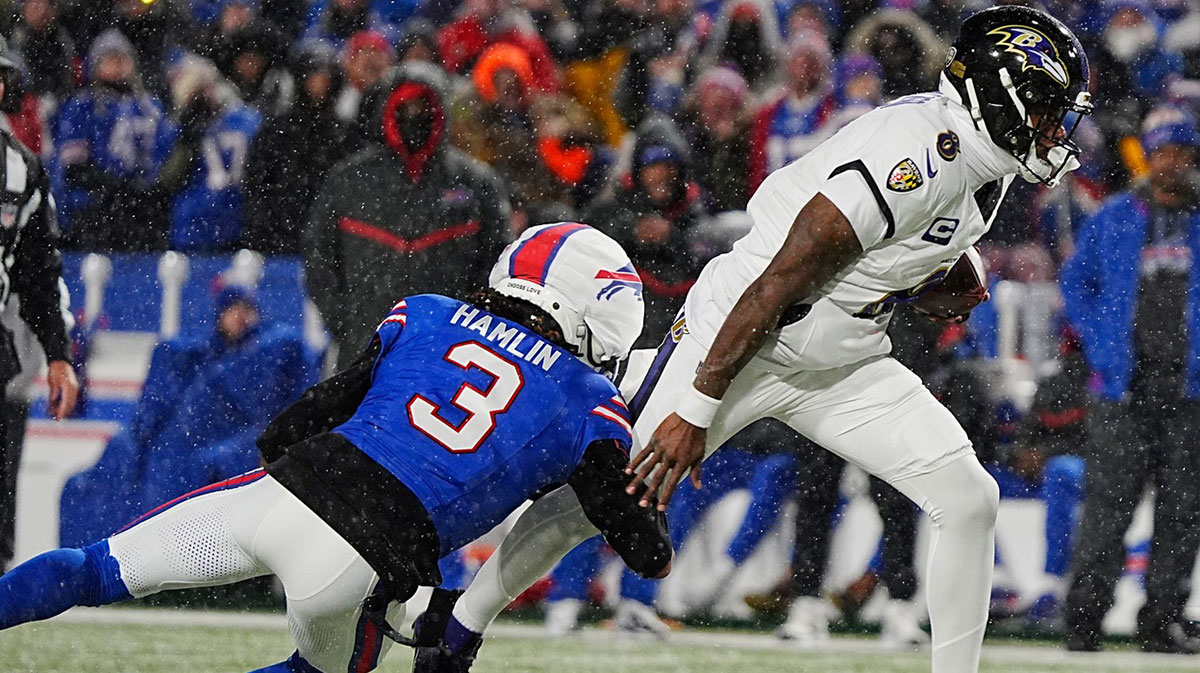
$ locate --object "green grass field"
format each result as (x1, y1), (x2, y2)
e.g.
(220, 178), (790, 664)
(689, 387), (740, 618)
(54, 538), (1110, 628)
(1, 609), (1196, 673)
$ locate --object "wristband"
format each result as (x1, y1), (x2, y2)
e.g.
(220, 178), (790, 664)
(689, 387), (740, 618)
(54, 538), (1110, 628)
(674, 385), (722, 428)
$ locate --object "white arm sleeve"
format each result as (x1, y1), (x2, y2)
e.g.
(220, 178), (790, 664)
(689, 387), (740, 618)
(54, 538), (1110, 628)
(451, 485), (599, 632)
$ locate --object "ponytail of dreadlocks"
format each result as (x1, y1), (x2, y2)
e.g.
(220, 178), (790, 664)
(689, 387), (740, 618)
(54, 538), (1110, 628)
(464, 289), (572, 353)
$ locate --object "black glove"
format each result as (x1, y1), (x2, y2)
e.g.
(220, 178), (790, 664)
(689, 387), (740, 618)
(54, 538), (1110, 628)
(411, 589), (480, 673)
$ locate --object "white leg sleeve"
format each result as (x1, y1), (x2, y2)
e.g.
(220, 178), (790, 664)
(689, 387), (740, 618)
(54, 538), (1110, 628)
(452, 485), (598, 632)
(887, 455), (999, 673)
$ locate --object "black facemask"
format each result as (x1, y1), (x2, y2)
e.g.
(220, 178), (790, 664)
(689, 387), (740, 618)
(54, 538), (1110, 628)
(398, 105), (435, 153)
(724, 21), (768, 83)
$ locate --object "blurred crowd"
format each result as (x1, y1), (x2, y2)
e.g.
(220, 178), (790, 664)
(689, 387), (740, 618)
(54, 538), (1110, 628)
(0, 0), (1191, 259)
(9, 0), (1200, 653)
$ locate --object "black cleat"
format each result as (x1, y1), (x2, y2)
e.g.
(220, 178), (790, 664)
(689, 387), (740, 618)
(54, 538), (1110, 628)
(412, 589), (481, 673)
(1064, 629), (1101, 652)
(1139, 623), (1200, 655)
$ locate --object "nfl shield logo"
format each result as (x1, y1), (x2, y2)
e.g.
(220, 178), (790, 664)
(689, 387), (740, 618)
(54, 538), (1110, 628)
(0, 203), (17, 229)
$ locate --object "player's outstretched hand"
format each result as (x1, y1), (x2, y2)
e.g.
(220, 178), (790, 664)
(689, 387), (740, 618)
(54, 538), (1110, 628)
(625, 413), (706, 511)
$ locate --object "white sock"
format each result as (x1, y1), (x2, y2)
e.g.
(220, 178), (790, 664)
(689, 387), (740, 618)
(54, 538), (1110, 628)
(888, 456), (998, 673)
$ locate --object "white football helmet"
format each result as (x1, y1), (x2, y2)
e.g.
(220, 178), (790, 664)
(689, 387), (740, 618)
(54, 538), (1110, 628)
(490, 223), (645, 374)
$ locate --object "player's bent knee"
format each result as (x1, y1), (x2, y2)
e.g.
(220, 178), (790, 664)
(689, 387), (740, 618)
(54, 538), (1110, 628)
(947, 462), (999, 530)
(914, 457), (999, 531)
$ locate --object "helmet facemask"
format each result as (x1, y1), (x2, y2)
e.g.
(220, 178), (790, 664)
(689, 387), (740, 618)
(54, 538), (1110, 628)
(995, 67), (1093, 187)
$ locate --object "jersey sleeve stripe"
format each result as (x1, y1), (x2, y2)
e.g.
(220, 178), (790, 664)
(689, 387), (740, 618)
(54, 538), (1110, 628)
(608, 395), (628, 411)
(828, 160), (896, 239)
(591, 406), (633, 438)
(599, 401), (630, 422)
(381, 314), (407, 325)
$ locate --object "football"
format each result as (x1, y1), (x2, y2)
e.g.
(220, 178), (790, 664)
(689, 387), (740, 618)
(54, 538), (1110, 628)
(910, 246), (990, 320)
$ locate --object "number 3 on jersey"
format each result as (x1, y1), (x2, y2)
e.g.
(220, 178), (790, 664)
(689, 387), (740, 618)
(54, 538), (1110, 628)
(407, 342), (525, 453)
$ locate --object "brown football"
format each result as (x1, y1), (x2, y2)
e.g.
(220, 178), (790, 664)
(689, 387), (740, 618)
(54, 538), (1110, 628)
(910, 246), (989, 320)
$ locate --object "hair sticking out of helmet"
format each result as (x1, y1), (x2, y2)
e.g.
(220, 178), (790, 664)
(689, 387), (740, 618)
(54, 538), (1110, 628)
(489, 223), (645, 377)
(941, 5), (1094, 187)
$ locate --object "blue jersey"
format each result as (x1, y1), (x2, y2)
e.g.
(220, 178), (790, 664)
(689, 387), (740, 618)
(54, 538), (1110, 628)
(51, 90), (175, 233)
(334, 294), (634, 553)
(169, 103), (262, 251)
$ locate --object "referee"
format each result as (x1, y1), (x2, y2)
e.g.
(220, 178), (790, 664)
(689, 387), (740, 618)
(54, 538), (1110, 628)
(0, 39), (79, 571)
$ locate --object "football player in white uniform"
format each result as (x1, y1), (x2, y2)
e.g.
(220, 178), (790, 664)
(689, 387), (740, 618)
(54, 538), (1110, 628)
(417, 7), (1094, 673)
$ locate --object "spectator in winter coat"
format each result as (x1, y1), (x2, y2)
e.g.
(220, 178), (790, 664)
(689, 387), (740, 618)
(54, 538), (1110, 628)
(1091, 1), (1185, 190)
(51, 30), (174, 251)
(58, 286), (317, 548)
(333, 29), (394, 124)
(824, 52), (883, 131)
(748, 34), (836, 191)
(453, 43), (575, 225)
(305, 63), (511, 368)
(0, 51), (48, 155)
(398, 19), (440, 65)
(1000, 336), (1089, 627)
(110, 0), (193, 100)
(243, 42), (348, 254)
(160, 55), (262, 251)
(9, 0), (75, 104)
(843, 8), (945, 98)
(776, 0), (839, 43)
(302, 0), (390, 49)
(613, 0), (703, 128)
(1059, 106), (1200, 653)
(582, 117), (707, 347)
(696, 0), (784, 94)
(212, 18), (294, 117)
(679, 66), (754, 212)
(437, 0), (560, 91)
(564, 0), (650, 146)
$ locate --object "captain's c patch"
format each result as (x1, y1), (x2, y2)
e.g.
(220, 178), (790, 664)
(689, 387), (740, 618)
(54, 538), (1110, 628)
(887, 158), (924, 192)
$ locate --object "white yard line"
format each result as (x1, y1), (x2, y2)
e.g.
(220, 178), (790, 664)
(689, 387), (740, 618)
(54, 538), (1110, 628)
(52, 607), (1200, 670)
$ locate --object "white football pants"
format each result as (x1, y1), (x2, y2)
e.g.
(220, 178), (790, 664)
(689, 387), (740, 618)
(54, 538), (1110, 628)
(454, 323), (998, 673)
(107, 470), (404, 673)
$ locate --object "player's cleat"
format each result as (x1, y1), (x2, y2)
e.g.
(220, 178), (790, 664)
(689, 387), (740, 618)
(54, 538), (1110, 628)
(1064, 628), (1102, 653)
(1138, 622), (1200, 655)
(411, 589), (481, 673)
(612, 599), (672, 638)
(776, 596), (831, 646)
(879, 599), (929, 650)
(544, 598), (583, 636)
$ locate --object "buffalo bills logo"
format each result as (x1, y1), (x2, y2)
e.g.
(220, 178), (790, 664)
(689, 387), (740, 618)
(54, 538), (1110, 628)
(987, 25), (1070, 88)
(596, 265), (643, 300)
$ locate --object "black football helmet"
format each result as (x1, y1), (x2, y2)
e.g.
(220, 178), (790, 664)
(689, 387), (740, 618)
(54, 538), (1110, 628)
(941, 5), (1093, 186)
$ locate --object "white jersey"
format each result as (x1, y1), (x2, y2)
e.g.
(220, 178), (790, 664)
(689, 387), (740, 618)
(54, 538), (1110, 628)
(685, 92), (1023, 370)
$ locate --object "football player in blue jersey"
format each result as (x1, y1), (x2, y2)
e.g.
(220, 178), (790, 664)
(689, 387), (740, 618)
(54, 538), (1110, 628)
(0, 223), (671, 673)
